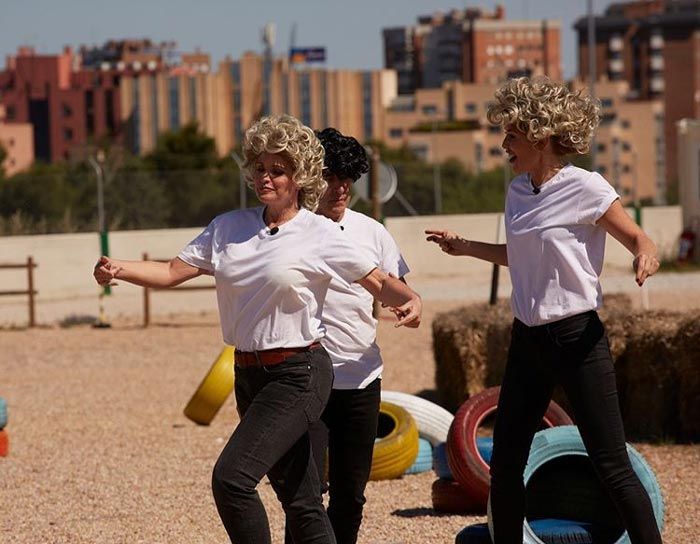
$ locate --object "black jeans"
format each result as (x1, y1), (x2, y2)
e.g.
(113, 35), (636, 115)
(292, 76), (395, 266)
(211, 347), (336, 544)
(285, 378), (382, 544)
(489, 311), (662, 544)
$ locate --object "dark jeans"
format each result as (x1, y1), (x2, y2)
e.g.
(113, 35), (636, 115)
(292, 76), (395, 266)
(285, 378), (382, 544)
(489, 310), (662, 544)
(211, 347), (336, 544)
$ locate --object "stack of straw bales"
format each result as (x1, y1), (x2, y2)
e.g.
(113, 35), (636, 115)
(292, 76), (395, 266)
(433, 295), (700, 441)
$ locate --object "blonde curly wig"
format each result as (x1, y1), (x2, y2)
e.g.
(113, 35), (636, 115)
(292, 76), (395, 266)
(486, 77), (600, 155)
(242, 114), (326, 211)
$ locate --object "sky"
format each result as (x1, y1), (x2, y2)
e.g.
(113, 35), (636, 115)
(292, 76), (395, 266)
(2, 0), (618, 80)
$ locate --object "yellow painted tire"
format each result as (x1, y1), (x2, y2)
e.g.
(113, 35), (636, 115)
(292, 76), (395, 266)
(183, 346), (235, 425)
(369, 401), (420, 481)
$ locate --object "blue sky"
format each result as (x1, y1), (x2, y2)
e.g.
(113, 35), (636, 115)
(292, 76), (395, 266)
(2, 0), (617, 79)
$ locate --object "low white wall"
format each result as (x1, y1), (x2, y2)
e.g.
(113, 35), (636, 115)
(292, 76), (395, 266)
(0, 206), (683, 325)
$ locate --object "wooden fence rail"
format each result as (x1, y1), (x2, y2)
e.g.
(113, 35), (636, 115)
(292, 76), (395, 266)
(0, 256), (38, 327)
(141, 252), (215, 327)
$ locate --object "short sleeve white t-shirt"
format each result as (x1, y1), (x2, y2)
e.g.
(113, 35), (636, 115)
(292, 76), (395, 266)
(505, 164), (620, 326)
(178, 207), (376, 350)
(320, 209), (410, 390)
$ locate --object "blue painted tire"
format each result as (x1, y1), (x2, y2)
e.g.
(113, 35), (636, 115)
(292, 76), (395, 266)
(433, 442), (453, 479)
(436, 438), (492, 480)
(487, 426), (665, 544)
(0, 397), (7, 429)
(455, 523), (491, 544)
(405, 438), (433, 474)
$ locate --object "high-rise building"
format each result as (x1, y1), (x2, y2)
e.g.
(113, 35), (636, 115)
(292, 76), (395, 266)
(383, 5), (561, 95)
(0, 105), (33, 176)
(574, 0), (700, 194)
(0, 46), (123, 163)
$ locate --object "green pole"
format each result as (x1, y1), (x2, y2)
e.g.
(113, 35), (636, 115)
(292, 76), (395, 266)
(100, 230), (111, 295)
(634, 203), (642, 226)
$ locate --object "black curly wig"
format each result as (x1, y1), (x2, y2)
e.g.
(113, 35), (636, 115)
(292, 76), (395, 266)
(315, 127), (369, 182)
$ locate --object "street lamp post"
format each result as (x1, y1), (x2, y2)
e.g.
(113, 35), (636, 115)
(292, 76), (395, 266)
(88, 152), (110, 296)
(431, 114), (443, 214)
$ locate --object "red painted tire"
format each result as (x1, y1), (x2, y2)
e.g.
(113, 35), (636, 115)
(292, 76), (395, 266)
(446, 386), (573, 506)
(431, 478), (483, 514)
(0, 429), (8, 457)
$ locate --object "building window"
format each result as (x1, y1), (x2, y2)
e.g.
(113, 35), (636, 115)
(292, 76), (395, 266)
(488, 125), (501, 134)
(62, 103), (73, 117)
(5, 105), (16, 120)
(489, 146), (502, 157)
(622, 164), (631, 173)
(63, 127), (74, 141)
(421, 104), (438, 115)
(362, 72), (373, 140)
(600, 98), (613, 108)
(151, 75), (159, 143)
(389, 128), (403, 138)
(168, 77), (180, 129)
(86, 91), (95, 135)
(622, 141), (631, 152)
(597, 143), (607, 153)
(620, 119), (630, 129)
(465, 102), (477, 114)
(597, 165), (607, 174)
(320, 72), (328, 128)
(8, 138), (15, 147)
(189, 77), (197, 120)
(299, 72), (311, 126)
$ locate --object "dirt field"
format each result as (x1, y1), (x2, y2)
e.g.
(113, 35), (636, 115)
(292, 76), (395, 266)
(1, 289), (699, 543)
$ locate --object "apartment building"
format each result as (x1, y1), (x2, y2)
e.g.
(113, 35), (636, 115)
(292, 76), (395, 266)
(383, 5), (561, 94)
(574, 0), (700, 189)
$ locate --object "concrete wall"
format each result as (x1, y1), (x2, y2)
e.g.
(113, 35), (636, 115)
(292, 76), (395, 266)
(0, 206), (683, 325)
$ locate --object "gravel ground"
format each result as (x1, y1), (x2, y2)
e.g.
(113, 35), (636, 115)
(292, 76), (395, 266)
(1, 295), (699, 544)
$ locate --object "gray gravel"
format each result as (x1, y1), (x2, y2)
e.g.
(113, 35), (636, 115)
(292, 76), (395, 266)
(1, 297), (698, 543)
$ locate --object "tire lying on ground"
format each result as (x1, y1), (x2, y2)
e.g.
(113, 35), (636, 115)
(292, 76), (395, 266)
(369, 401), (419, 481)
(405, 437), (432, 475)
(0, 397), (7, 429)
(433, 442), (453, 480)
(447, 386), (573, 506)
(431, 478), (482, 515)
(457, 519), (603, 544)
(381, 390), (454, 445)
(183, 346), (235, 425)
(486, 425), (665, 544)
(0, 429), (8, 457)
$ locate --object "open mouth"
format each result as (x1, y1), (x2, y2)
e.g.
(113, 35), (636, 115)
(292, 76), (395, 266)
(508, 154), (517, 164)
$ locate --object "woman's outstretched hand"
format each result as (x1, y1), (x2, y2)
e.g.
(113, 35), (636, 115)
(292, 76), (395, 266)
(425, 229), (466, 256)
(632, 253), (660, 286)
(93, 256), (122, 286)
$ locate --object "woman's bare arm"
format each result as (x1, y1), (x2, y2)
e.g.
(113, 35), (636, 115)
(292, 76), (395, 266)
(93, 256), (206, 289)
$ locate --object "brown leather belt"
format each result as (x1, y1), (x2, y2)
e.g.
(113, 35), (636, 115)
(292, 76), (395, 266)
(234, 342), (322, 367)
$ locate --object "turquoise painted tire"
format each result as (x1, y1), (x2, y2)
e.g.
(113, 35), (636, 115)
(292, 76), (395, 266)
(486, 425), (665, 544)
(405, 437), (433, 474)
(0, 397), (6, 429)
(433, 442), (453, 479)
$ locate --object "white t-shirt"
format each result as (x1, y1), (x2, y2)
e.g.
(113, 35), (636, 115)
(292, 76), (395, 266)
(178, 207), (375, 351)
(505, 164), (620, 327)
(321, 209), (410, 390)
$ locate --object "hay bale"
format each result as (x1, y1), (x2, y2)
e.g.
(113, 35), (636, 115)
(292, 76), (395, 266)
(432, 294), (700, 441)
(676, 312), (700, 441)
(432, 299), (511, 412)
(609, 310), (685, 441)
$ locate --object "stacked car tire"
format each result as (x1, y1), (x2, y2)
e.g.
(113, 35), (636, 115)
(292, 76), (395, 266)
(431, 386), (572, 516)
(0, 396), (8, 457)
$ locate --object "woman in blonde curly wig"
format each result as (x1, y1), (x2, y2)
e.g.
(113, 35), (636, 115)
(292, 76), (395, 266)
(243, 114), (327, 211)
(93, 113), (422, 544)
(427, 77), (662, 543)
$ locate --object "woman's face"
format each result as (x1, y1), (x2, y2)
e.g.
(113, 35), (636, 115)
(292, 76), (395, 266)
(252, 152), (300, 210)
(501, 125), (541, 175)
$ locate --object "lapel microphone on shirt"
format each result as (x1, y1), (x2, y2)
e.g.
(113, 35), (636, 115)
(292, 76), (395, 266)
(269, 226), (279, 235)
(528, 174), (541, 195)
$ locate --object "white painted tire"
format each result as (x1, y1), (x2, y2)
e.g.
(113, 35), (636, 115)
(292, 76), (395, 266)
(381, 390), (454, 446)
